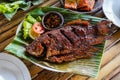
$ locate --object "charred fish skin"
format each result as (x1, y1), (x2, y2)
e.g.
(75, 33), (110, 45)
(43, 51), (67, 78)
(26, 20), (112, 63)
(26, 40), (44, 57)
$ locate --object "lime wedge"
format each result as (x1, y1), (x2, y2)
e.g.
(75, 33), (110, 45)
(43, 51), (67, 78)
(29, 28), (40, 40)
(29, 29), (35, 39)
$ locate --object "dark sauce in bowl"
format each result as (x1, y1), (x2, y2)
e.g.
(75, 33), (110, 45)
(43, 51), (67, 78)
(42, 11), (64, 30)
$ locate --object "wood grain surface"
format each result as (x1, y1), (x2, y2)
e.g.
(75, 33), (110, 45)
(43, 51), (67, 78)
(0, 0), (120, 80)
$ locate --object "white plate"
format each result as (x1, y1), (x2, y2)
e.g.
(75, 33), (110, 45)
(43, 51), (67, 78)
(103, 0), (120, 27)
(0, 53), (31, 80)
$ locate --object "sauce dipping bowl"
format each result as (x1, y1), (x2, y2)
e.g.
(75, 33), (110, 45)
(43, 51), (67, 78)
(42, 11), (64, 30)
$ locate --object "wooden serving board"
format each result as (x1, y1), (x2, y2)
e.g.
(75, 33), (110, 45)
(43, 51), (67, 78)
(0, 0), (120, 80)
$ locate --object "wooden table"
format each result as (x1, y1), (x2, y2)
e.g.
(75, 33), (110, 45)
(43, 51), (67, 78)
(0, 0), (120, 80)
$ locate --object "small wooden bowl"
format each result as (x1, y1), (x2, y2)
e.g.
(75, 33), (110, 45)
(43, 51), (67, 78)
(60, 0), (103, 14)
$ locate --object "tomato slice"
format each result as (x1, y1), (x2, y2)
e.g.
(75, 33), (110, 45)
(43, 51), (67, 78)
(32, 22), (44, 34)
(29, 22), (45, 39)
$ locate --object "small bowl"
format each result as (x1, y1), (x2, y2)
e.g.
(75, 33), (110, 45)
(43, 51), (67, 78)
(60, 0), (103, 14)
(42, 11), (64, 30)
(103, 0), (120, 27)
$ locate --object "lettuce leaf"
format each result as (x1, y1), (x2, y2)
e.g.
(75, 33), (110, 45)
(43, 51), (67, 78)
(25, 15), (37, 24)
(0, 1), (31, 20)
(0, 1), (22, 13)
(22, 20), (32, 39)
(0, 0), (44, 20)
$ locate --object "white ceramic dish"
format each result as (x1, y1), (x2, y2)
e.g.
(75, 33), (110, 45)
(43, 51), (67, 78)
(103, 0), (120, 27)
(0, 53), (31, 80)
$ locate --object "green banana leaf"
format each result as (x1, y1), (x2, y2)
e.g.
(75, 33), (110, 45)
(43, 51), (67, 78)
(5, 7), (106, 77)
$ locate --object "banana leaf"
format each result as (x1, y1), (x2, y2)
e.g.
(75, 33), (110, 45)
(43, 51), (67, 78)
(5, 7), (106, 77)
